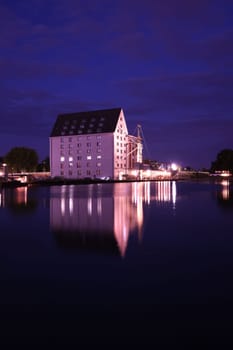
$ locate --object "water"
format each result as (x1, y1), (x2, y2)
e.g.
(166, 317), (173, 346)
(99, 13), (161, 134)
(0, 180), (233, 345)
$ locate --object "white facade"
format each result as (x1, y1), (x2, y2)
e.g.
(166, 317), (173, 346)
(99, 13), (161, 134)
(50, 108), (133, 180)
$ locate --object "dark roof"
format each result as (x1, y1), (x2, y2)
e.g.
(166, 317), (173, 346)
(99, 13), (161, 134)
(50, 107), (122, 137)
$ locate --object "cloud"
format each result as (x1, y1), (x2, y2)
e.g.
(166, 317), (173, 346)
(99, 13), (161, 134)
(116, 71), (233, 120)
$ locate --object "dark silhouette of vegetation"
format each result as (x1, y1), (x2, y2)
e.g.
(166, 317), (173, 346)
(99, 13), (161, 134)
(211, 149), (233, 173)
(4, 147), (39, 172)
(37, 156), (50, 172)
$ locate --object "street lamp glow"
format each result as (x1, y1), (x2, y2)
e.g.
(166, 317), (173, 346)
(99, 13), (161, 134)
(171, 163), (178, 171)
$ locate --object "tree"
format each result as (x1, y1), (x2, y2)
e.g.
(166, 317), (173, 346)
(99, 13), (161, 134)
(211, 149), (233, 173)
(4, 147), (39, 172)
(37, 157), (50, 172)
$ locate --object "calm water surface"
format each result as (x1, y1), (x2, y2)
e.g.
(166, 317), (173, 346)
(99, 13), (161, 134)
(0, 180), (233, 344)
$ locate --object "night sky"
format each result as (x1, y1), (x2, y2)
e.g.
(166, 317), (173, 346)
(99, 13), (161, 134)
(1, 0), (232, 169)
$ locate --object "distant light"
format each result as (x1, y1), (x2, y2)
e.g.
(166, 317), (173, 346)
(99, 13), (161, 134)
(171, 163), (178, 171)
(60, 156), (65, 162)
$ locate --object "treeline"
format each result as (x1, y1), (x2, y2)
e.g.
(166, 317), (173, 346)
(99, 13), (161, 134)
(211, 149), (233, 173)
(1, 147), (49, 172)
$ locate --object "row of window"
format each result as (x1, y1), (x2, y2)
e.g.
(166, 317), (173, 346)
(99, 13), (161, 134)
(61, 136), (102, 143)
(60, 142), (101, 148)
(61, 169), (101, 176)
(61, 162), (102, 168)
(60, 155), (102, 162)
(60, 162), (126, 169)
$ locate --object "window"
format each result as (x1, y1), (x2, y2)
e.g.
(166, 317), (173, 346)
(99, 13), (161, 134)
(87, 170), (91, 176)
(69, 156), (73, 162)
(87, 156), (92, 160)
(78, 170), (82, 175)
(77, 156), (82, 160)
(87, 142), (91, 147)
(97, 162), (101, 167)
(97, 155), (101, 159)
(69, 170), (72, 176)
(97, 142), (101, 146)
(69, 137), (72, 142)
(60, 156), (65, 162)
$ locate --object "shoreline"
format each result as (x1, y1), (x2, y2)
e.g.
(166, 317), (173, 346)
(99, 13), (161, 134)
(1, 174), (232, 188)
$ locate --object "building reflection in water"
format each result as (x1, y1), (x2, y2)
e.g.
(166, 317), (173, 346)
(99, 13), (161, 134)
(50, 181), (177, 257)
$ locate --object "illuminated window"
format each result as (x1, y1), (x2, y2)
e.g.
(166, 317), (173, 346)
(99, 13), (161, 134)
(87, 170), (91, 176)
(60, 144), (64, 149)
(60, 171), (64, 176)
(87, 156), (92, 160)
(69, 156), (73, 162)
(77, 163), (81, 168)
(97, 155), (101, 159)
(60, 156), (65, 162)
(87, 149), (91, 154)
(97, 135), (101, 140)
(97, 142), (101, 146)
(60, 137), (64, 143)
(96, 169), (101, 175)
(77, 143), (81, 147)
(97, 162), (101, 167)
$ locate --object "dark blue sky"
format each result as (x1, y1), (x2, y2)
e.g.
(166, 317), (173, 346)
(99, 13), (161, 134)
(1, 0), (232, 169)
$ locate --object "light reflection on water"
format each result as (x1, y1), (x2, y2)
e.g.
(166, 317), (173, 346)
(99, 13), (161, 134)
(1, 180), (233, 343)
(49, 181), (177, 257)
